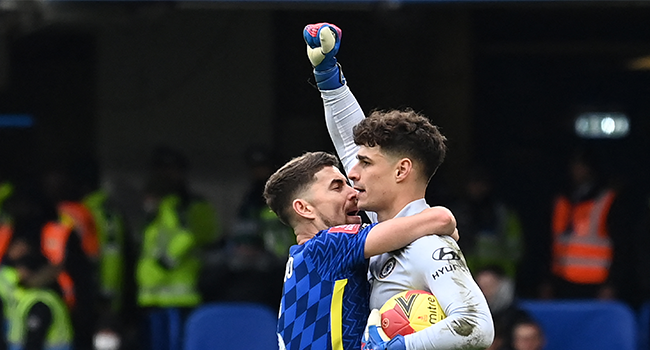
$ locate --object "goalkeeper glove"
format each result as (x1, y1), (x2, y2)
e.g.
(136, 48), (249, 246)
(303, 22), (345, 90)
(361, 309), (406, 350)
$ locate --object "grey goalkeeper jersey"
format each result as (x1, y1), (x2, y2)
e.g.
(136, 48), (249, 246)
(321, 85), (494, 350)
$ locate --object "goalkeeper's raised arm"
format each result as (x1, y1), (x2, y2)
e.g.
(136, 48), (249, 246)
(304, 23), (365, 180)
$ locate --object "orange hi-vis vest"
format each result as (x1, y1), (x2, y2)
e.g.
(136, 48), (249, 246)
(58, 201), (100, 260)
(0, 223), (12, 264)
(41, 221), (76, 309)
(552, 190), (616, 285)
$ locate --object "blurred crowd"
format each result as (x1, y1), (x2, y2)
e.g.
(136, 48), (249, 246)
(444, 146), (650, 350)
(1, 142), (649, 350)
(0, 145), (288, 350)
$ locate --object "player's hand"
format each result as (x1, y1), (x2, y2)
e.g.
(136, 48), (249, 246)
(303, 22), (345, 90)
(303, 22), (341, 71)
(361, 309), (406, 350)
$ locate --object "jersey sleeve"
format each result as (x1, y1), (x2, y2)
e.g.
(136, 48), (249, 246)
(321, 85), (364, 175)
(305, 223), (375, 280)
(404, 236), (495, 350)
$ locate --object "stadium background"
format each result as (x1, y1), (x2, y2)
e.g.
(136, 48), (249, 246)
(0, 0), (649, 301)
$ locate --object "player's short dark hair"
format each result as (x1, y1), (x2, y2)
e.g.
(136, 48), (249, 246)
(353, 109), (448, 182)
(264, 151), (340, 226)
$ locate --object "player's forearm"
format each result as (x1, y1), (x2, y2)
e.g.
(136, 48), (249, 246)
(322, 85), (364, 174)
(450, 228), (460, 242)
(429, 206), (456, 237)
(364, 207), (455, 257)
(404, 312), (494, 350)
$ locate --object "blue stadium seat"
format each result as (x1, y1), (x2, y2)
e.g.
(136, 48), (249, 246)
(183, 302), (279, 350)
(637, 301), (650, 350)
(519, 300), (637, 350)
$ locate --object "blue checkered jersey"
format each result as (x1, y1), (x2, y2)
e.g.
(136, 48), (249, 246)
(277, 223), (377, 350)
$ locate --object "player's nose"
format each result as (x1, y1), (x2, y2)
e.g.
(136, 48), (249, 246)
(346, 185), (358, 200)
(348, 163), (360, 181)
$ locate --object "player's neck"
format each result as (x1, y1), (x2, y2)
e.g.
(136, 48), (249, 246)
(294, 221), (325, 245)
(376, 193), (425, 222)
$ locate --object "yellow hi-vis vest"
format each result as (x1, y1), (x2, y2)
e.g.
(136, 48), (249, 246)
(83, 190), (125, 312)
(0, 267), (19, 329)
(137, 195), (201, 307)
(8, 288), (73, 350)
(0, 182), (13, 214)
(1, 266), (73, 350)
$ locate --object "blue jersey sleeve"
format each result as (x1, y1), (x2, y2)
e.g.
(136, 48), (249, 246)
(303, 223), (377, 280)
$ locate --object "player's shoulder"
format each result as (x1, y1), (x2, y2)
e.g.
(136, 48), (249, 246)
(411, 234), (455, 245)
(406, 235), (459, 255)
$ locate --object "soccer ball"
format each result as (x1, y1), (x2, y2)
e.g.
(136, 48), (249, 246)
(379, 290), (446, 339)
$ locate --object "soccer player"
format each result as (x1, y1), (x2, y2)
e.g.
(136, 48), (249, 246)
(304, 23), (494, 350)
(264, 151), (458, 350)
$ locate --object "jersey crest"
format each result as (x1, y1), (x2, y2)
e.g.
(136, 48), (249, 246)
(379, 257), (397, 279)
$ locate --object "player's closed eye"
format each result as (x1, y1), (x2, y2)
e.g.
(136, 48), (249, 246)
(330, 180), (344, 191)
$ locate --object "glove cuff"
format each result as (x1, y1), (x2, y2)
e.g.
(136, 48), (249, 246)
(314, 62), (346, 90)
(387, 335), (406, 350)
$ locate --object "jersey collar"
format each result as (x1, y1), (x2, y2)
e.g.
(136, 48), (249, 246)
(393, 198), (429, 219)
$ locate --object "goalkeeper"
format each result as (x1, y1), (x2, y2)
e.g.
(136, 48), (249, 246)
(304, 23), (494, 350)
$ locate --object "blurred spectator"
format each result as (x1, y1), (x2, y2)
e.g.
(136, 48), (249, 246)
(136, 145), (220, 350)
(70, 156), (135, 350)
(476, 265), (530, 350)
(0, 169), (14, 264)
(510, 318), (545, 350)
(1, 244), (74, 350)
(39, 166), (99, 350)
(198, 220), (285, 311)
(237, 146), (293, 259)
(42, 165), (100, 262)
(0, 182), (74, 350)
(542, 147), (638, 303)
(450, 165), (523, 279)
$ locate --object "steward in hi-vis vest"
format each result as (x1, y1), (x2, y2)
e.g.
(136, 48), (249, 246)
(552, 190), (616, 285)
(40, 222), (77, 309)
(137, 195), (202, 308)
(0, 181), (14, 263)
(83, 190), (126, 313)
(57, 201), (99, 261)
(1, 264), (73, 350)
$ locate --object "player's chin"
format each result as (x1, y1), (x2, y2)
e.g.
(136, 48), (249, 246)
(345, 214), (362, 224)
(356, 197), (370, 211)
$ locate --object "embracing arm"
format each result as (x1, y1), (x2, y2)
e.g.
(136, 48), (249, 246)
(363, 206), (456, 258)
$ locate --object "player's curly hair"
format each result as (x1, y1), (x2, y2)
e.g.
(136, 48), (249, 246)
(353, 109), (447, 182)
(264, 151), (340, 226)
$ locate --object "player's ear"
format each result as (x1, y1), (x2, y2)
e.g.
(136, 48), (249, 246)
(292, 198), (316, 220)
(395, 158), (412, 183)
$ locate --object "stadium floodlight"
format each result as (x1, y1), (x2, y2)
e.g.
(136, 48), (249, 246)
(574, 112), (629, 139)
